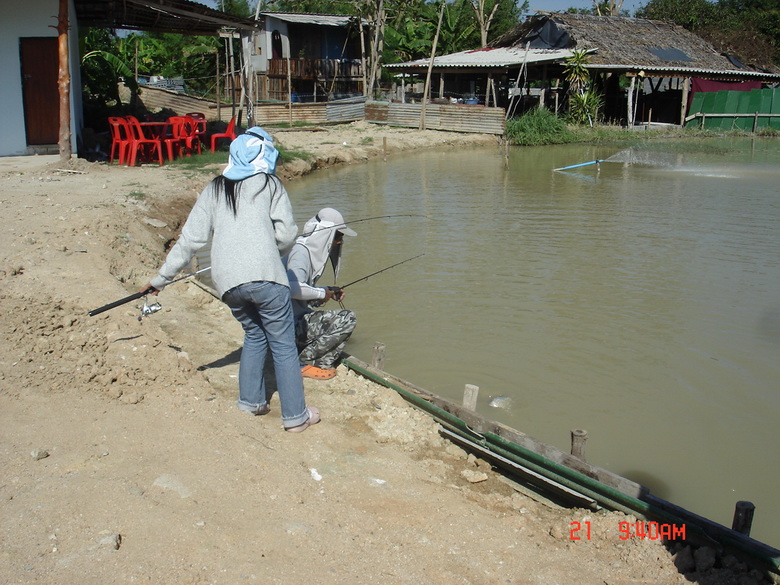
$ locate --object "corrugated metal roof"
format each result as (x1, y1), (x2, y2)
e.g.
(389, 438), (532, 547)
(586, 64), (780, 80)
(385, 47), (572, 69)
(261, 12), (358, 27)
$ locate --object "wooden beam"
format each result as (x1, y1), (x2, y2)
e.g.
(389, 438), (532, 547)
(56, 0), (71, 161)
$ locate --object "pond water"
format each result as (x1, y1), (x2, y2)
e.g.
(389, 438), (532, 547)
(286, 136), (780, 546)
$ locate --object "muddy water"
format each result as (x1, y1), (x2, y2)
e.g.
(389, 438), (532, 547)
(286, 137), (780, 545)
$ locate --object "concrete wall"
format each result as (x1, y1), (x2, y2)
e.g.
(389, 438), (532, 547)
(0, 0), (81, 157)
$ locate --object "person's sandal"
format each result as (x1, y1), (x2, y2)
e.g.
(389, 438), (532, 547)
(301, 365), (337, 380)
(253, 403), (270, 416)
(285, 407), (321, 433)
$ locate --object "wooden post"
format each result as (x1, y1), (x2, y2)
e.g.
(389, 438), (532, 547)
(680, 77), (690, 126)
(570, 429), (588, 460)
(463, 384), (479, 411)
(732, 501), (755, 536)
(383, 136), (387, 160)
(56, 0), (72, 161)
(419, 1), (445, 130)
(216, 49), (221, 121)
(287, 58), (293, 127)
(753, 111), (759, 132)
(371, 342), (386, 370)
(627, 76), (635, 128)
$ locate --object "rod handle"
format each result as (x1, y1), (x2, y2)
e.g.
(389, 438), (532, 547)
(88, 287), (155, 317)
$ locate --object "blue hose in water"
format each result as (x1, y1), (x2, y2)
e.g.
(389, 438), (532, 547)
(553, 159), (604, 171)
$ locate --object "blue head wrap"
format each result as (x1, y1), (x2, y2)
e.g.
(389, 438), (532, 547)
(222, 126), (279, 180)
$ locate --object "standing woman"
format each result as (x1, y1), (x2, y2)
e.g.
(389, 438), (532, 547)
(140, 128), (319, 433)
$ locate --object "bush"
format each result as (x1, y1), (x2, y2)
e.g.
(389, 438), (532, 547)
(505, 108), (575, 146)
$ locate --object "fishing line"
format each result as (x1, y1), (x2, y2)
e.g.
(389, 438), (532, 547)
(300, 214), (430, 237)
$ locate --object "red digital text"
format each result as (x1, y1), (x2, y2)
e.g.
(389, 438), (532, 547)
(570, 520), (686, 541)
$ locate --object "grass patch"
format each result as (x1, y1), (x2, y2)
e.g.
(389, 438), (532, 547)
(507, 109), (780, 147)
(125, 190), (146, 200)
(506, 109), (575, 146)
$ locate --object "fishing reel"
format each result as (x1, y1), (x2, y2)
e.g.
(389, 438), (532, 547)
(138, 297), (163, 321)
(309, 286), (345, 309)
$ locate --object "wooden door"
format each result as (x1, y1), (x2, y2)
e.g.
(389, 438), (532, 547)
(20, 37), (59, 145)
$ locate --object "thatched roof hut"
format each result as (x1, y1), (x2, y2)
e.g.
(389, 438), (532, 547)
(489, 13), (780, 126)
(491, 13), (780, 78)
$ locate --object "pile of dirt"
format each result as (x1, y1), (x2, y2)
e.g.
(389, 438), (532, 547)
(0, 126), (774, 585)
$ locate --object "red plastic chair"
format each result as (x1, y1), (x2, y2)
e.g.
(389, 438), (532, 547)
(178, 116), (202, 157)
(163, 116), (185, 162)
(124, 116), (164, 166)
(210, 116), (237, 153)
(107, 117), (132, 165)
(186, 112), (208, 147)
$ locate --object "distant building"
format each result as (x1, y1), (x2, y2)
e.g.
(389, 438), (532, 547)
(251, 13), (367, 102)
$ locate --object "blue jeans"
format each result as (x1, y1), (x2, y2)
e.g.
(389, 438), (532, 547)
(222, 281), (308, 428)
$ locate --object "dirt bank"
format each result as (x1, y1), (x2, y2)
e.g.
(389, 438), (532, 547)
(0, 123), (771, 585)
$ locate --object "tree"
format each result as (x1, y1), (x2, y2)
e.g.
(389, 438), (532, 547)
(593, 0), (624, 16)
(471, 0), (500, 47)
(635, 0), (719, 29)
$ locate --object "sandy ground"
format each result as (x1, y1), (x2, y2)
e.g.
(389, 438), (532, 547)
(0, 122), (772, 585)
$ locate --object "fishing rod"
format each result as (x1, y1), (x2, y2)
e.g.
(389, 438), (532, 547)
(87, 267), (212, 317)
(301, 214), (429, 237)
(330, 253), (425, 293)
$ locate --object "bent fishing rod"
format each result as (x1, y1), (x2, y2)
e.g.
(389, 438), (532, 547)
(87, 267), (211, 317)
(328, 253), (425, 296)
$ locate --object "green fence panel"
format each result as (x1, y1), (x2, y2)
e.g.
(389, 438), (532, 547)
(701, 92), (719, 129)
(770, 88), (780, 130)
(748, 90), (764, 130)
(686, 87), (780, 131)
(734, 90), (752, 131)
(686, 93), (706, 128)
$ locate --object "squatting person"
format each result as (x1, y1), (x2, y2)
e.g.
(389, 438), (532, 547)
(285, 208), (358, 380)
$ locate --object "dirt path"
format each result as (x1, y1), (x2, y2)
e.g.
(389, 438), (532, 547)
(0, 123), (769, 585)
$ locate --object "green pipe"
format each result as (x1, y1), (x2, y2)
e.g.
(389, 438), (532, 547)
(344, 357), (780, 574)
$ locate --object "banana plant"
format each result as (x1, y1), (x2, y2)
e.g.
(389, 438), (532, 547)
(81, 50), (139, 106)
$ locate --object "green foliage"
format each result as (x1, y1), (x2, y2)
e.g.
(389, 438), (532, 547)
(80, 29), (126, 105)
(505, 108), (574, 145)
(261, 0), (355, 12)
(566, 89), (604, 125)
(562, 49), (590, 94)
(383, 0), (524, 62)
(117, 33), (220, 97)
(217, 0), (253, 17)
(636, 0), (719, 29)
(562, 49), (603, 125)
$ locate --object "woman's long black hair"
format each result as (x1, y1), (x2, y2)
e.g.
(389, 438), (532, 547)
(212, 173), (280, 216)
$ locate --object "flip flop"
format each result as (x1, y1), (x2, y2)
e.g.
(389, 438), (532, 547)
(285, 407), (321, 433)
(301, 365), (337, 380)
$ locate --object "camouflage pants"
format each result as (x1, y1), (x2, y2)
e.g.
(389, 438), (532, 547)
(296, 309), (357, 369)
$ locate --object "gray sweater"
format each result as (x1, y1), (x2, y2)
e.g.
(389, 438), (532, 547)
(151, 174), (298, 298)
